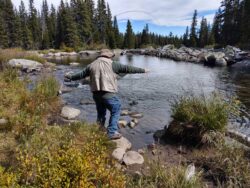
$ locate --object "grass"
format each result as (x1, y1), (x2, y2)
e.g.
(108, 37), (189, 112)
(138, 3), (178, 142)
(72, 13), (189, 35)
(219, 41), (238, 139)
(0, 48), (46, 68)
(167, 93), (240, 144)
(127, 162), (203, 188)
(194, 142), (250, 187)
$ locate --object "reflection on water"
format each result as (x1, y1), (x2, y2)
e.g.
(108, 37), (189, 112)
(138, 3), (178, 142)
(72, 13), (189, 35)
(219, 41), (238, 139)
(54, 55), (250, 149)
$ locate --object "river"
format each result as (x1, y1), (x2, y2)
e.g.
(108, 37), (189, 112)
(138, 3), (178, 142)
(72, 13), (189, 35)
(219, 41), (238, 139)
(51, 55), (250, 149)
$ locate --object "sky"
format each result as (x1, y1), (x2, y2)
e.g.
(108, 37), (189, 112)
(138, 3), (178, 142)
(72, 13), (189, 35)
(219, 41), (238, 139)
(12, 0), (222, 36)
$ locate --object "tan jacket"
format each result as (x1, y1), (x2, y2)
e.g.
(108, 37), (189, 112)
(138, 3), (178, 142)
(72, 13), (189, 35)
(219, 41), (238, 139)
(88, 57), (118, 93)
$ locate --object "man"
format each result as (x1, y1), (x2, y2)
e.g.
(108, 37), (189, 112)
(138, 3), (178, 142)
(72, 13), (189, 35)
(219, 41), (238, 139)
(65, 49), (148, 139)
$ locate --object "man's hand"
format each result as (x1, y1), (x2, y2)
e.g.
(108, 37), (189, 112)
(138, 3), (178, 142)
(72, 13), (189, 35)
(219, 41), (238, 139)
(64, 71), (73, 82)
(144, 69), (150, 73)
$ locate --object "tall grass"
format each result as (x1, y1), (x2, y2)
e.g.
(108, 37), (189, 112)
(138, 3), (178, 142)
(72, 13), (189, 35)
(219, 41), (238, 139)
(127, 162), (203, 188)
(0, 69), (59, 137)
(171, 93), (233, 132)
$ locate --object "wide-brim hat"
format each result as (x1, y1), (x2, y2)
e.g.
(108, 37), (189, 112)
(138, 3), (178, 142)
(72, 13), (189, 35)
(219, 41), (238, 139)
(100, 49), (115, 58)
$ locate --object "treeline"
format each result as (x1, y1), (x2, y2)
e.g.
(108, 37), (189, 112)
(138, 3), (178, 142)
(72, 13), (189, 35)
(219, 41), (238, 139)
(0, 0), (119, 49)
(0, 0), (249, 50)
(184, 0), (250, 49)
(0, 0), (180, 50)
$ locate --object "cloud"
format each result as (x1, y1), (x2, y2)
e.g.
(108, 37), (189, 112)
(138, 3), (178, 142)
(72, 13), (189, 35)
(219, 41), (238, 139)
(12, 0), (220, 27)
(106, 0), (221, 26)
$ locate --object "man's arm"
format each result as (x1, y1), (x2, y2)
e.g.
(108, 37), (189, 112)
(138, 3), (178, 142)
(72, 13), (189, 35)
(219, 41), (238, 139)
(65, 66), (90, 81)
(112, 62), (146, 74)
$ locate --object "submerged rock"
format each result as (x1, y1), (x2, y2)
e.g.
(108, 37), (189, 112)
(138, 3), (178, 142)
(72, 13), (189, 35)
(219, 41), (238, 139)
(80, 99), (95, 105)
(70, 62), (80, 66)
(112, 148), (126, 162)
(123, 151), (144, 165)
(121, 110), (130, 116)
(130, 112), (143, 119)
(128, 122), (136, 128)
(118, 120), (128, 127)
(61, 106), (81, 120)
(112, 137), (132, 151)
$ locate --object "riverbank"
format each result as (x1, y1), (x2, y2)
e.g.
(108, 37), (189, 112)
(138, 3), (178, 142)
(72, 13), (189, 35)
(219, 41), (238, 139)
(1, 48), (250, 187)
(124, 45), (250, 67)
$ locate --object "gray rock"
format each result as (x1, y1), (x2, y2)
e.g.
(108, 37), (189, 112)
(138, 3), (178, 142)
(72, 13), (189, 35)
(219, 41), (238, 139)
(162, 44), (175, 51)
(61, 106), (81, 120)
(216, 57), (227, 66)
(0, 119), (8, 125)
(7, 59), (43, 70)
(123, 151), (144, 165)
(112, 137), (132, 150)
(112, 148), (126, 162)
(185, 164), (196, 181)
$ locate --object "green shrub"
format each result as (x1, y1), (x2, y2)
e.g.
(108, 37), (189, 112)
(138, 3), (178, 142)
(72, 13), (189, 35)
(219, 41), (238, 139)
(127, 162), (203, 188)
(16, 124), (125, 187)
(0, 70), (60, 138)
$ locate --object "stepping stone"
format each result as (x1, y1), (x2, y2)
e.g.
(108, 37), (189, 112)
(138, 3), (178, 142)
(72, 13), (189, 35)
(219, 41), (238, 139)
(112, 148), (126, 162)
(123, 151), (144, 165)
(118, 120), (128, 127)
(112, 137), (132, 151)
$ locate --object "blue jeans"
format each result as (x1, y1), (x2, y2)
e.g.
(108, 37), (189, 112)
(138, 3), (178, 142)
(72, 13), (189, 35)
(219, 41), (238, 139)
(93, 95), (121, 137)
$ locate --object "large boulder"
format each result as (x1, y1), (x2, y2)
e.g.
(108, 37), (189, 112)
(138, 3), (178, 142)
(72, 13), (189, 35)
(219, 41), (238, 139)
(61, 106), (81, 120)
(224, 45), (241, 58)
(123, 151), (144, 165)
(7, 59), (43, 70)
(162, 44), (175, 51)
(112, 137), (132, 151)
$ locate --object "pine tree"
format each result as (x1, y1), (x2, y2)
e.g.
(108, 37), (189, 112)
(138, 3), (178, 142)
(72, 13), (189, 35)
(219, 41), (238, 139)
(56, 1), (79, 48)
(19, 0), (32, 49)
(240, 0), (250, 49)
(212, 8), (223, 45)
(189, 10), (198, 47)
(2, 0), (18, 47)
(141, 24), (150, 46)
(113, 16), (122, 48)
(0, 1), (8, 48)
(183, 26), (189, 46)
(28, 0), (40, 48)
(106, 3), (115, 48)
(198, 17), (209, 47)
(41, 0), (50, 49)
(221, 0), (241, 45)
(96, 0), (108, 44)
(47, 4), (56, 48)
(123, 20), (135, 49)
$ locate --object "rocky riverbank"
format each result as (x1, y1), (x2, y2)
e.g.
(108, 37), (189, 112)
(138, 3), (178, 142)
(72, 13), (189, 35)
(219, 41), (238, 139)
(123, 45), (250, 67)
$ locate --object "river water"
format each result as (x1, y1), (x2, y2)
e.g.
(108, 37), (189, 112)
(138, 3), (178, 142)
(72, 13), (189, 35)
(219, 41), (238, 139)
(52, 55), (250, 149)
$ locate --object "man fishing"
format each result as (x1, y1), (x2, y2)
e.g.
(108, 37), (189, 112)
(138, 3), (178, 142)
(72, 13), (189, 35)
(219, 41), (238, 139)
(64, 49), (149, 139)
